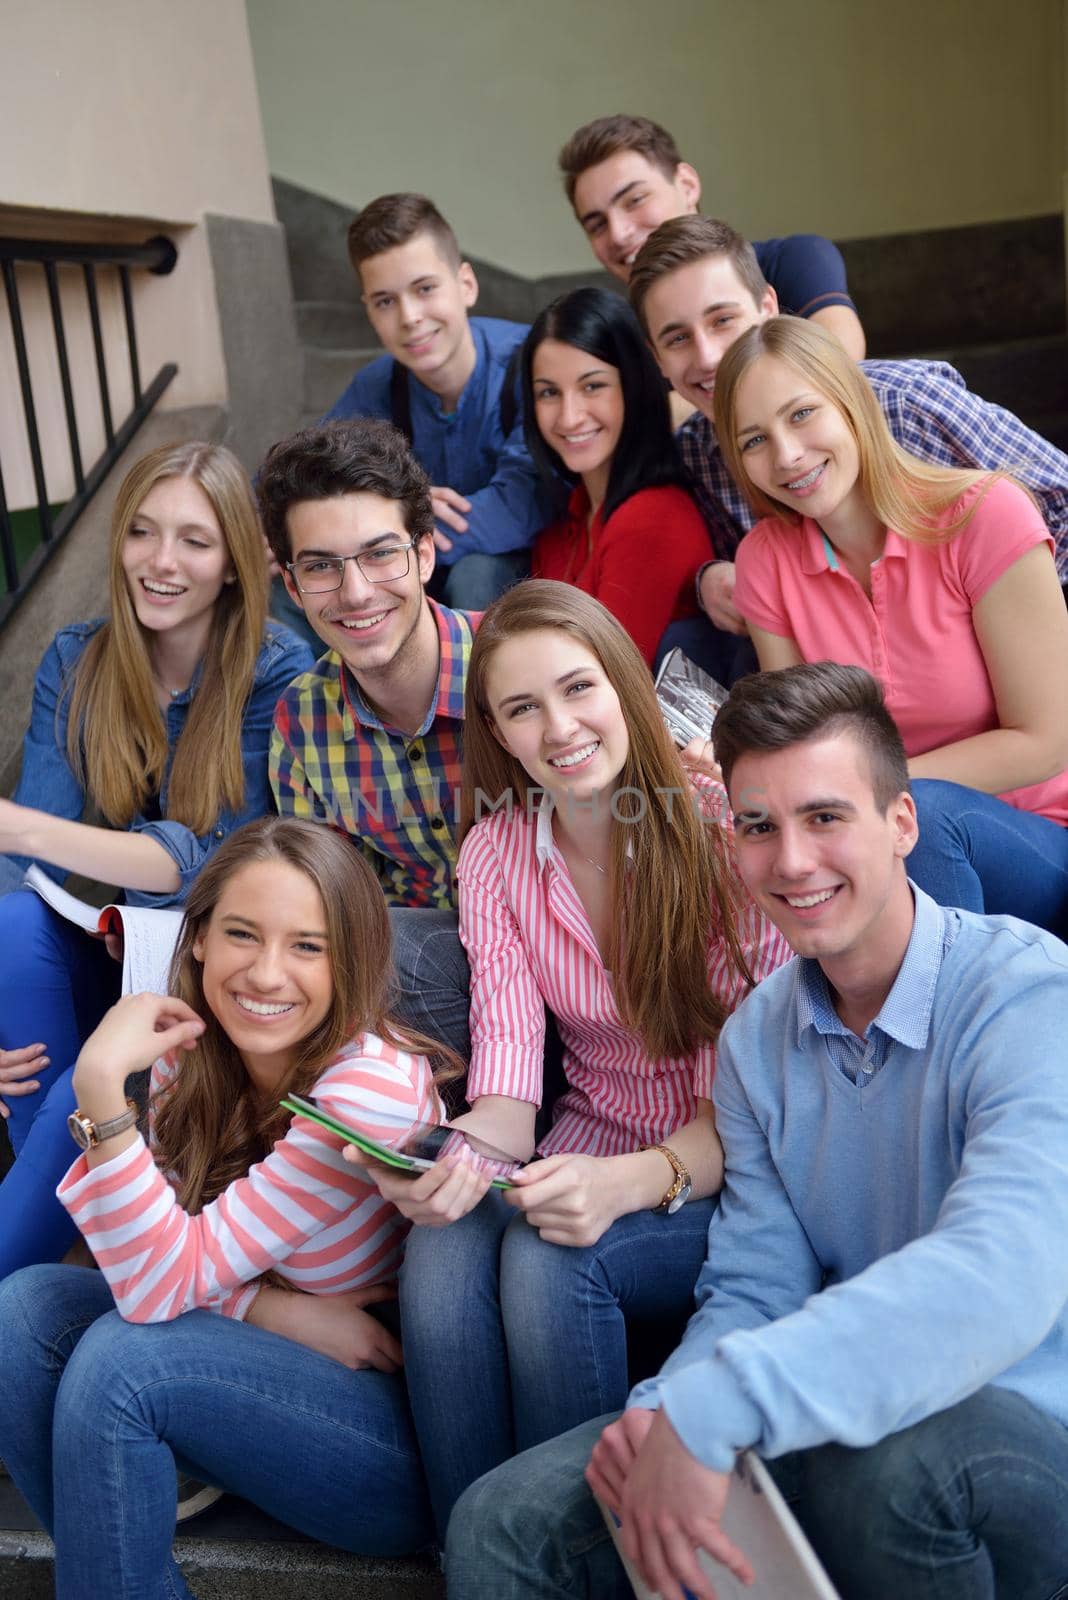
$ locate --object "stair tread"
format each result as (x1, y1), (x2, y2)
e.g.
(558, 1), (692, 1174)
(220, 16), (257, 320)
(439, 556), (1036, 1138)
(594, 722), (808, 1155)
(0, 1479), (443, 1595)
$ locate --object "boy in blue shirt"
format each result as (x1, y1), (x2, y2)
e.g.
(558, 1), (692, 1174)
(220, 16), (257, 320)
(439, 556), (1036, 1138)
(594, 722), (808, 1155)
(322, 193), (553, 610)
(447, 662), (1068, 1600)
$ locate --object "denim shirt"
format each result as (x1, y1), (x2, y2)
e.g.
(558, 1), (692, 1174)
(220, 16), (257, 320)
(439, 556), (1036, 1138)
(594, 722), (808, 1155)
(323, 316), (557, 562)
(10, 618), (315, 908)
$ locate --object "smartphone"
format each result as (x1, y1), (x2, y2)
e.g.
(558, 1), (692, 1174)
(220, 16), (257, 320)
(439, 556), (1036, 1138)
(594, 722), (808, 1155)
(281, 1094), (524, 1190)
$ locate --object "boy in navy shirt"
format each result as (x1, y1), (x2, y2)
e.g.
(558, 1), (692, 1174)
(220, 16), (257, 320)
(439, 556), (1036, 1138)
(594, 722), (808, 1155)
(558, 113), (865, 362)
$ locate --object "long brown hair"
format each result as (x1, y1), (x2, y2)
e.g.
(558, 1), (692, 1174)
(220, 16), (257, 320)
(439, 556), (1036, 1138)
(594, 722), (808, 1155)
(714, 316), (1004, 541)
(64, 441), (267, 836)
(152, 817), (462, 1214)
(461, 581), (753, 1061)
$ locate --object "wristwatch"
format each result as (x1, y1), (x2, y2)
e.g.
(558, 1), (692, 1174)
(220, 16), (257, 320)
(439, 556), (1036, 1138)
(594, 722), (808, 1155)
(644, 1143), (693, 1215)
(67, 1100), (139, 1152)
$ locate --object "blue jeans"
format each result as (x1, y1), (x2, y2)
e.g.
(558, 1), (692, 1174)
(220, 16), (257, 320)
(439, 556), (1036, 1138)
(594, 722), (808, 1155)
(0, 1264), (433, 1597)
(910, 780), (1068, 939)
(0, 853), (28, 895)
(388, 906), (471, 1063)
(400, 1191), (715, 1539)
(269, 573), (324, 655)
(447, 1387), (1068, 1600)
(654, 616), (758, 686)
(0, 891), (120, 1278)
(436, 550), (530, 611)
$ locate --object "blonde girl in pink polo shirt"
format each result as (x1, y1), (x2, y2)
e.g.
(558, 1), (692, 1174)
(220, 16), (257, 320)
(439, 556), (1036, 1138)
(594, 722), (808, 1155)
(364, 580), (790, 1538)
(717, 315), (1068, 939)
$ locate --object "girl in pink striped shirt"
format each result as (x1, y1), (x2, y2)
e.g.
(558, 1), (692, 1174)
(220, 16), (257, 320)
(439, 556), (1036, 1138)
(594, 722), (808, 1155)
(368, 581), (791, 1536)
(0, 818), (458, 1594)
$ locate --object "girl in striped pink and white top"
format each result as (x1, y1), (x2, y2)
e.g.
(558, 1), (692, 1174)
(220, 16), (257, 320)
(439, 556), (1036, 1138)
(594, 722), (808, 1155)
(0, 818), (456, 1593)
(368, 582), (791, 1537)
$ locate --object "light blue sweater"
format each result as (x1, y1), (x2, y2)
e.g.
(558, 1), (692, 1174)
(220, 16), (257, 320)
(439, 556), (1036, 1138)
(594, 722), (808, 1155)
(630, 885), (1068, 1472)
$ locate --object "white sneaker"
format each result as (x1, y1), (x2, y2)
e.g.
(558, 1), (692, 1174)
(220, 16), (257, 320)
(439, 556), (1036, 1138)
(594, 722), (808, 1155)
(175, 1474), (223, 1522)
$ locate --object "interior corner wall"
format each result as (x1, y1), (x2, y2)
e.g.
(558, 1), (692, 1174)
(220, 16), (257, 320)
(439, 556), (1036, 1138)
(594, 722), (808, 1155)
(0, 0), (297, 500)
(247, 0), (1065, 279)
(2, 0), (275, 225)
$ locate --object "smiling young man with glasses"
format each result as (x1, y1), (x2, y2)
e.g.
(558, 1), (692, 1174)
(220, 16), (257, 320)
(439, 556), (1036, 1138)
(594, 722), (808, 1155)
(259, 418), (478, 1056)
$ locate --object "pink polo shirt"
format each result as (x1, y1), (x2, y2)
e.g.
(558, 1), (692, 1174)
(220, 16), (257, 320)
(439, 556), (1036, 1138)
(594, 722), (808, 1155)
(733, 477), (1068, 825)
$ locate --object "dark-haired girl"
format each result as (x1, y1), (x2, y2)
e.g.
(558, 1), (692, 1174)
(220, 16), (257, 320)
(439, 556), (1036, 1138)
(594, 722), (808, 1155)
(524, 287), (712, 665)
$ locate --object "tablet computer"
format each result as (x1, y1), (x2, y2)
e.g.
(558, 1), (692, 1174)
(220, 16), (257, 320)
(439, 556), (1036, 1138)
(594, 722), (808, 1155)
(599, 1449), (840, 1600)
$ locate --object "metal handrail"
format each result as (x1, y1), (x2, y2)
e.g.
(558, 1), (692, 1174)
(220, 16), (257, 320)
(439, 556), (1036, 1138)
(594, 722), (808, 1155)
(0, 233), (179, 627)
(0, 234), (178, 274)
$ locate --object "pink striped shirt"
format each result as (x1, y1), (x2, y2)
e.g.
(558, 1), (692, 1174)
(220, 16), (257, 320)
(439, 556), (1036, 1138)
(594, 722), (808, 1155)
(57, 1033), (440, 1323)
(458, 795), (791, 1156)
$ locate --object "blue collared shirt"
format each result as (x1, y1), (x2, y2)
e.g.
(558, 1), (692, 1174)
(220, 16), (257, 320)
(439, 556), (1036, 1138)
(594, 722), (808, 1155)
(793, 905), (955, 1083)
(629, 884), (1068, 1474)
(679, 358), (1068, 579)
(322, 316), (555, 563)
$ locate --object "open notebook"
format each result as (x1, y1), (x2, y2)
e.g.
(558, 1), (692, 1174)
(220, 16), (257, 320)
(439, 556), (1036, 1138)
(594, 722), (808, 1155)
(599, 1450), (840, 1600)
(23, 864), (183, 997)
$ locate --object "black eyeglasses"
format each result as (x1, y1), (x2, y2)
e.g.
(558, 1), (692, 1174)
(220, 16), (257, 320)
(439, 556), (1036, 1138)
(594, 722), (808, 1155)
(287, 541), (417, 593)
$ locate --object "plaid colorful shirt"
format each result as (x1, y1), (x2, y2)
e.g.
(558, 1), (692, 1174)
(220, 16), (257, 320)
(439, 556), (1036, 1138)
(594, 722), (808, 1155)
(269, 601), (478, 909)
(679, 358), (1068, 580)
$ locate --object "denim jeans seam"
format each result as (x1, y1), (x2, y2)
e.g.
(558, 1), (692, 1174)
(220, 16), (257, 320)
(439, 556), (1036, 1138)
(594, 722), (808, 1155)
(542, 1509), (616, 1590)
(6, 1282), (105, 1377)
(892, 1445), (1068, 1584)
(162, 1561), (190, 1600)
(106, 1370), (419, 1468)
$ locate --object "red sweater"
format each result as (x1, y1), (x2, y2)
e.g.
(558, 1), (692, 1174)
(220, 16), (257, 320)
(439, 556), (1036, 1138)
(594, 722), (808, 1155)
(532, 484), (712, 665)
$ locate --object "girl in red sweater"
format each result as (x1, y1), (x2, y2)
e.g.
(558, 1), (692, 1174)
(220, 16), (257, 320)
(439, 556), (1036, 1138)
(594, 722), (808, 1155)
(523, 287), (712, 666)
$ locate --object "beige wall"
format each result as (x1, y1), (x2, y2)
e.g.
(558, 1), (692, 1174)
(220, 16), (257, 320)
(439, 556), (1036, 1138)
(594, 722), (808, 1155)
(4, 2), (274, 225)
(248, 0), (1065, 278)
(0, 0), (276, 507)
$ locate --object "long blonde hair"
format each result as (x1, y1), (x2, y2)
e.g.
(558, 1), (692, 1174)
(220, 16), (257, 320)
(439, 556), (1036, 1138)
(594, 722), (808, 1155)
(64, 441), (267, 836)
(461, 581), (753, 1061)
(152, 817), (463, 1214)
(714, 316), (1003, 541)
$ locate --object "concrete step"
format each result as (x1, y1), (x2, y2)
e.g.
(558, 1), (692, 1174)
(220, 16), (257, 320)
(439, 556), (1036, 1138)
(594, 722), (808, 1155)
(922, 335), (1068, 429)
(303, 346), (382, 414)
(296, 299), (378, 350)
(0, 1479), (444, 1599)
(1026, 413), (1068, 453)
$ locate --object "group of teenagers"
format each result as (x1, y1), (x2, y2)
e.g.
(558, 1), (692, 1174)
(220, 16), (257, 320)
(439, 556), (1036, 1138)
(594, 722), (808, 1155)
(0, 110), (1066, 1600)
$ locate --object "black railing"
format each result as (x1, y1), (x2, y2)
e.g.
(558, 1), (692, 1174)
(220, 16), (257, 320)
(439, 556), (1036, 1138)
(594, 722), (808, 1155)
(0, 233), (179, 627)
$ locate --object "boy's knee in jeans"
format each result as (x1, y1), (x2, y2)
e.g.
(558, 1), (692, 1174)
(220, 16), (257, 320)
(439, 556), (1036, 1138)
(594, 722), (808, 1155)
(441, 551), (530, 611)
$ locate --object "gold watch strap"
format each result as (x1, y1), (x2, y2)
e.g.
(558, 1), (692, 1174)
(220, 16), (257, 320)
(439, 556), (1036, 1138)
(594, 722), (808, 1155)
(643, 1143), (691, 1209)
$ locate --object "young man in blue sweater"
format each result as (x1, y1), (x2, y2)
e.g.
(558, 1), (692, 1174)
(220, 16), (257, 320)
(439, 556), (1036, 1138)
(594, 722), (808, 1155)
(446, 662), (1068, 1600)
